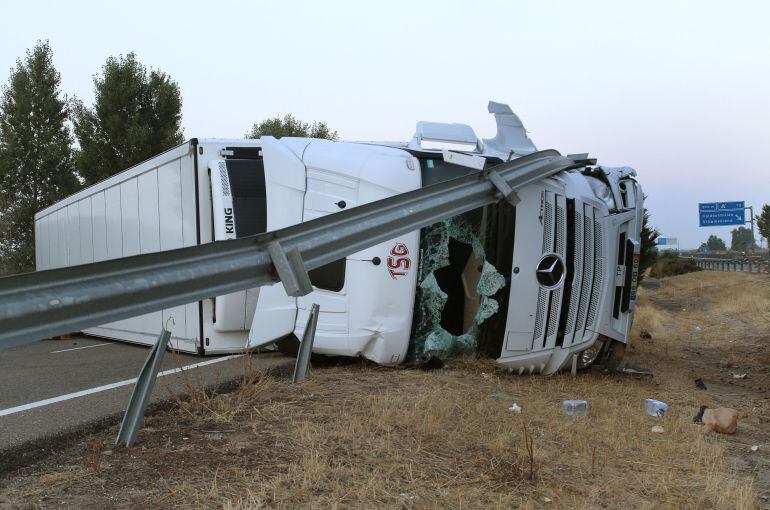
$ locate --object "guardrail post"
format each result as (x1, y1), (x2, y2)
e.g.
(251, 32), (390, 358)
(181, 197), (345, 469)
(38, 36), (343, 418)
(292, 303), (320, 384)
(116, 325), (172, 447)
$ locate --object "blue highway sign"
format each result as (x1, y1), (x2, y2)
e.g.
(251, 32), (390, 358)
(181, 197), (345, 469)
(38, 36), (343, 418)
(699, 201), (745, 212)
(699, 206), (745, 227)
(717, 201), (744, 210)
(699, 201), (746, 227)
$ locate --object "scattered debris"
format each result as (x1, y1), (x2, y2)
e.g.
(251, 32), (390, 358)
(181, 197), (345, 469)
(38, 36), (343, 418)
(644, 399), (668, 417)
(639, 329), (652, 340)
(417, 355), (444, 371)
(731, 373), (748, 380)
(563, 400), (589, 416)
(693, 405), (708, 424)
(750, 445), (760, 452)
(101, 450), (113, 456)
(616, 364), (654, 379)
(509, 403), (522, 413)
(488, 391), (518, 400)
(702, 407), (739, 434)
(651, 425), (665, 433)
(542, 496), (553, 503)
(694, 326), (701, 332)
(694, 378), (707, 390)
(480, 372), (490, 379)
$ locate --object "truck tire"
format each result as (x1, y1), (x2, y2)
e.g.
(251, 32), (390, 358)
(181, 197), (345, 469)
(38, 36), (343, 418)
(275, 334), (300, 356)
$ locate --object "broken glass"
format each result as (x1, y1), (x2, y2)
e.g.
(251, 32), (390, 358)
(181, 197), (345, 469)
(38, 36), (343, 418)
(409, 209), (508, 360)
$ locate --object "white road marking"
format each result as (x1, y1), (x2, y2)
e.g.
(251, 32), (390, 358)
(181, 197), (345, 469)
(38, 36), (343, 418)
(50, 342), (114, 354)
(0, 355), (242, 417)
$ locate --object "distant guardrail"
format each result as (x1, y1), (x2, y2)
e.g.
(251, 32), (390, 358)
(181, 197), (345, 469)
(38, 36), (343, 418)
(689, 257), (770, 274)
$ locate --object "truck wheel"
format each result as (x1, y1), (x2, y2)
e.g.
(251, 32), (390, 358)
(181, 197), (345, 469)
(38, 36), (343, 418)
(275, 334), (300, 356)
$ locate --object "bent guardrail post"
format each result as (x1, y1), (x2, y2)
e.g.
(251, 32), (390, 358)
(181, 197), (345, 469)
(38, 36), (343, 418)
(116, 324), (172, 447)
(293, 303), (320, 384)
(0, 150), (578, 350)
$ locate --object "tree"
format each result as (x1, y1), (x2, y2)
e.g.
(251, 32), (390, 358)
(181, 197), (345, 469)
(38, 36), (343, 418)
(698, 234), (726, 252)
(0, 41), (78, 275)
(245, 114), (338, 140)
(638, 207), (659, 282)
(72, 53), (183, 185)
(756, 204), (770, 246)
(730, 226), (756, 252)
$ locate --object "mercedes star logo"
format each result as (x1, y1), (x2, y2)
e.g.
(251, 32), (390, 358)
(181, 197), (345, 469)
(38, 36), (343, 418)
(536, 254), (565, 289)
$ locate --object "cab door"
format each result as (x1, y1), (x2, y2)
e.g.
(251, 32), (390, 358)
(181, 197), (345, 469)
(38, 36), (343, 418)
(294, 158), (359, 338)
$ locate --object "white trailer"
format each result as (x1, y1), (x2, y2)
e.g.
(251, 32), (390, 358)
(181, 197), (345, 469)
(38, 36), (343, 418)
(34, 139), (276, 353)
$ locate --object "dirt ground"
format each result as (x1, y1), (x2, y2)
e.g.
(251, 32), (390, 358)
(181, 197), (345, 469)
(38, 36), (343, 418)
(0, 271), (767, 509)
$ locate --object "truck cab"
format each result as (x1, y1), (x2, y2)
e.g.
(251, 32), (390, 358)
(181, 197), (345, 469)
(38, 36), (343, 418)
(211, 101), (644, 374)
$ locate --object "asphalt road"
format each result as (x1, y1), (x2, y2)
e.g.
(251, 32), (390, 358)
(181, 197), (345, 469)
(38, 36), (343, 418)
(0, 335), (293, 458)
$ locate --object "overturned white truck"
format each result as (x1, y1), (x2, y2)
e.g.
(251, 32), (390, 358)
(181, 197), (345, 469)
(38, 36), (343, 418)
(34, 102), (643, 374)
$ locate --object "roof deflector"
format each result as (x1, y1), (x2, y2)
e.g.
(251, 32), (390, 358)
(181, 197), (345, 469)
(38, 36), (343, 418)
(482, 101), (537, 156)
(409, 121), (479, 150)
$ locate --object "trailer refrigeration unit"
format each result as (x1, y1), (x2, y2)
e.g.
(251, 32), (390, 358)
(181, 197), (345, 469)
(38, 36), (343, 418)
(35, 102), (644, 374)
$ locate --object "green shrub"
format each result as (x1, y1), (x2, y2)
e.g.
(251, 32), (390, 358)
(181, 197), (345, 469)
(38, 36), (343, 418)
(648, 255), (702, 279)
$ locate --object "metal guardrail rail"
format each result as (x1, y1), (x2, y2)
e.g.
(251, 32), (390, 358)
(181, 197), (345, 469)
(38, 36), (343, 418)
(0, 150), (581, 350)
(691, 257), (770, 274)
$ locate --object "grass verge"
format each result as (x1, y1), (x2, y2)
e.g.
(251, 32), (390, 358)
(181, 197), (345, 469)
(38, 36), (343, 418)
(0, 271), (766, 509)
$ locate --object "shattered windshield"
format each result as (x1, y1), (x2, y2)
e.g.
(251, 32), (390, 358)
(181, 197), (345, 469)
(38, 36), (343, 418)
(409, 206), (513, 361)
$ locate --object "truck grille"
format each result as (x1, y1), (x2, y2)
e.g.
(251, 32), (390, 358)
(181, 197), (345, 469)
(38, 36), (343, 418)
(532, 191), (604, 350)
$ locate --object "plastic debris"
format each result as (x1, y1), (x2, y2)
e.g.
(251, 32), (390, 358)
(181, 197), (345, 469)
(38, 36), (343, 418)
(488, 391), (518, 400)
(750, 445), (760, 452)
(563, 400), (589, 416)
(694, 378), (707, 390)
(644, 399), (668, 417)
(651, 425), (665, 433)
(694, 326), (701, 332)
(702, 407), (738, 434)
(509, 402), (522, 413)
(732, 373), (748, 379)
(481, 372), (490, 379)
(542, 496), (553, 503)
(639, 329), (652, 340)
(617, 364), (654, 379)
(693, 405), (707, 423)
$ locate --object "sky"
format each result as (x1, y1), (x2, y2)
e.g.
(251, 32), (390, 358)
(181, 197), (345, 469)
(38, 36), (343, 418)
(1, 0), (768, 249)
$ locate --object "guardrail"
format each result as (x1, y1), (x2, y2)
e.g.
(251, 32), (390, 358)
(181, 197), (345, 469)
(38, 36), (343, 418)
(0, 150), (581, 350)
(691, 257), (770, 274)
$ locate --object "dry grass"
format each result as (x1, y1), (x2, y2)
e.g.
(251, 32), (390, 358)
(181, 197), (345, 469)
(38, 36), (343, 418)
(0, 271), (767, 509)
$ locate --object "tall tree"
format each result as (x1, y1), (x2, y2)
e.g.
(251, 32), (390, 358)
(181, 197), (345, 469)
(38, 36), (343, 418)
(246, 114), (338, 140)
(638, 206), (659, 282)
(72, 53), (184, 185)
(698, 234), (726, 252)
(756, 204), (770, 247)
(0, 41), (78, 275)
(730, 226), (756, 252)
